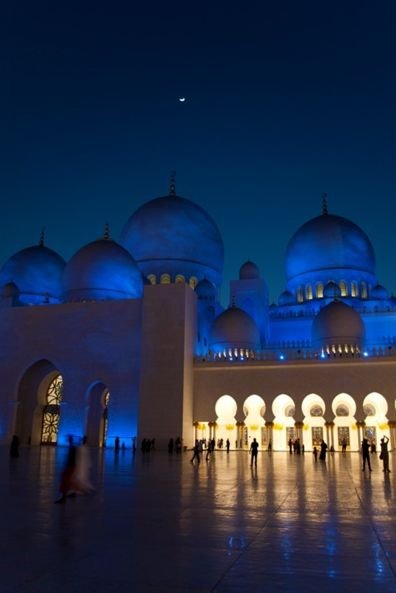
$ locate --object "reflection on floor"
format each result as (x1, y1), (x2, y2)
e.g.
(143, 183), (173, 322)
(1, 446), (396, 593)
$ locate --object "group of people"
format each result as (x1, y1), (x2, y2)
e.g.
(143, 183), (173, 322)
(190, 438), (231, 464)
(362, 435), (390, 473)
(141, 438), (156, 452)
(167, 437), (183, 454)
(288, 437), (304, 455)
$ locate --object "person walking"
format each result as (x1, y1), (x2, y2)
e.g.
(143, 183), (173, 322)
(361, 437), (372, 472)
(226, 439), (230, 453)
(250, 438), (259, 467)
(55, 435), (77, 503)
(190, 440), (201, 464)
(380, 435), (391, 473)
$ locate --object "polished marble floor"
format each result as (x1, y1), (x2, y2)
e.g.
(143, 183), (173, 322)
(1, 446), (396, 593)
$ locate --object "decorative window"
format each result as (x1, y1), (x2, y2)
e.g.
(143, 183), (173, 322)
(305, 285), (313, 300)
(339, 281), (347, 296)
(316, 283), (324, 298)
(189, 276), (198, 289)
(335, 405), (349, 417)
(351, 281), (358, 297)
(297, 287), (304, 303)
(160, 273), (171, 284)
(147, 274), (156, 285)
(175, 274), (185, 284)
(361, 282), (368, 299)
(312, 427), (323, 446)
(41, 375), (63, 445)
(363, 404), (376, 416)
(310, 405), (323, 417)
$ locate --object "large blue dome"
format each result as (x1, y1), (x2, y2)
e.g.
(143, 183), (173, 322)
(64, 238), (143, 302)
(0, 244), (65, 304)
(285, 213), (376, 289)
(120, 194), (224, 287)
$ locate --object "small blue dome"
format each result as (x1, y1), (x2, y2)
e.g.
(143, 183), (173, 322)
(2, 282), (19, 299)
(209, 307), (260, 352)
(120, 194), (224, 287)
(196, 279), (216, 299)
(239, 260), (259, 280)
(323, 281), (341, 299)
(278, 290), (294, 306)
(0, 245), (65, 304)
(64, 239), (143, 301)
(370, 284), (389, 300)
(286, 213), (376, 287)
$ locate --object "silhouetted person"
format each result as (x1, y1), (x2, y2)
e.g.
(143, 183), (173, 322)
(190, 440), (200, 464)
(288, 437), (293, 454)
(268, 440), (272, 452)
(341, 438), (347, 453)
(206, 439), (213, 461)
(313, 446), (318, 461)
(380, 435), (391, 473)
(226, 438), (230, 453)
(250, 438), (259, 467)
(168, 438), (174, 454)
(55, 435), (77, 503)
(319, 440), (328, 461)
(361, 437), (372, 472)
(10, 435), (20, 458)
(115, 436), (120, 452)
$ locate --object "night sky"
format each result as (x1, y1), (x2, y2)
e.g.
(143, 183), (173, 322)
(1, 1), (396, 304)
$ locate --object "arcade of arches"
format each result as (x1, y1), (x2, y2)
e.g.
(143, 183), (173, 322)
(193, 392), (396, 451)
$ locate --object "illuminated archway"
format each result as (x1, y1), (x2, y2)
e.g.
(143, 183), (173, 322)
(15, 360), (61, 446)
(301, 393), (326, 451)
(332, 393), (358, 450)
(272, 394), (295, 451)
(85, 382), (111, 447)
(363, 392), (389, 446)
(243, 394), (265, 448)
(215, 395), (237, 448)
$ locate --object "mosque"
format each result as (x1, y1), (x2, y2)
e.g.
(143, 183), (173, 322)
(1, 180), (396, 452)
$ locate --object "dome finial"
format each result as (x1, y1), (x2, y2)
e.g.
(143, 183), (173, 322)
(169, 171), (176, 196)
(39, 227), (46, 246)
(322, 193), (328, 215)
(103, 223), (110, 240)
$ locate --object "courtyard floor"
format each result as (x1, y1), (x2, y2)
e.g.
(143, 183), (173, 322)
(1, 445), (396, 593)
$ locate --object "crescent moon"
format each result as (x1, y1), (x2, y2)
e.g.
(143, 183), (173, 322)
(179, 97), (186, 102)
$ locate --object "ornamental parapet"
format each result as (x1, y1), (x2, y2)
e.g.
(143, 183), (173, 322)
(194, 345), (396, 364)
